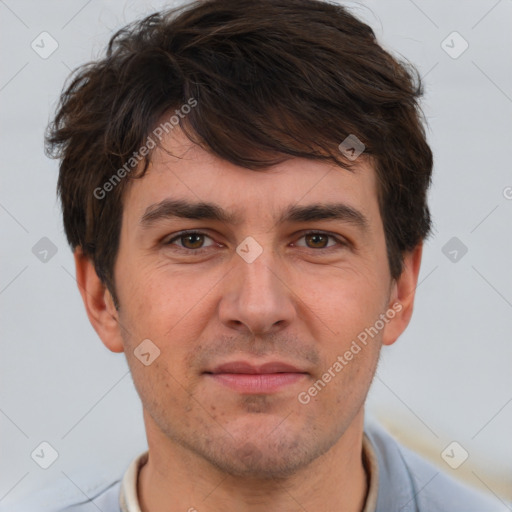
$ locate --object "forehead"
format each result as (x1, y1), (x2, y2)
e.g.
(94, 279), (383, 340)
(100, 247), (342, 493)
(122, 129), (380, 227)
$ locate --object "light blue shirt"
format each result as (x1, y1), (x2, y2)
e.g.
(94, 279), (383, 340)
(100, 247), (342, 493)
(8, 417), (510, 511)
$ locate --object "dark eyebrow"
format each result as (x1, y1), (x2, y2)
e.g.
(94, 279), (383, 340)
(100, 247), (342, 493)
(141, 199), (240, 226)
(275, 203), (369, 231)
(140, 199), (369, 233)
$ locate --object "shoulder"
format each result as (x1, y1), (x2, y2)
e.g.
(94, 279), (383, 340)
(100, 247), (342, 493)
(5, 478), (122, 512)
(59, 480), (121, 512)
(364, 417), (511, 512)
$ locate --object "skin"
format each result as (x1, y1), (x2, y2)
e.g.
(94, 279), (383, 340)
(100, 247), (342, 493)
(75, 127), (422, 512)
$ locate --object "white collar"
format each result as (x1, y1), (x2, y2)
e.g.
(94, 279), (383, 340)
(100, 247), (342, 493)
(119, 435), (378, 512)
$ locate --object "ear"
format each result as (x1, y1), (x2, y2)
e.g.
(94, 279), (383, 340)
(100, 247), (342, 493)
(73, 247), (125, 353)
(382, 243), (423, 346)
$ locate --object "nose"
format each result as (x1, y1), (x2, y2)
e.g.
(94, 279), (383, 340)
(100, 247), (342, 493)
(218, 245), (297, 337)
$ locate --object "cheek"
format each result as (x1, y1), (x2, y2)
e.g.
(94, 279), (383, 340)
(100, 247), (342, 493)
(297, 275), (386, 404)
(126, 354), (195, 437)
(116, 263), (203, 332)
(299, 266), (387, 341)
(117, 267), (218, 376)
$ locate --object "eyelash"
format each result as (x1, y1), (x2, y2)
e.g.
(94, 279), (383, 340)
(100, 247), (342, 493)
(164, 230), (347, 254)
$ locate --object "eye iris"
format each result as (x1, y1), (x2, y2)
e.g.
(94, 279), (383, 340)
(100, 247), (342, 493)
(182, 234), (204, 249)
(306, 233), (328, 248)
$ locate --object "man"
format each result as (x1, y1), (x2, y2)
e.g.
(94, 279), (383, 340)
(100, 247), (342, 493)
(27, 0), (509, 510)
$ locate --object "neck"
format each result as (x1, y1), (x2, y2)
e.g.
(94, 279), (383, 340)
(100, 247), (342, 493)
(137, 410), (369, 512)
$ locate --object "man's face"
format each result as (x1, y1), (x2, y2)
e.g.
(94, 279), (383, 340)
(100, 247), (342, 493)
(111, 128), (396, 478)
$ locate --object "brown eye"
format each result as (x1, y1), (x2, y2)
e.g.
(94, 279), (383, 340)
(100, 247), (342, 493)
(181, 233), (205, 249)
(166, 231), (215, 251)
(305, 233), (329, 248)
(295, 232), (341, 250)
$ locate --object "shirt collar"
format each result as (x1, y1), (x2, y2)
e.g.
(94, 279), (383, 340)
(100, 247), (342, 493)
(120, 437), (379, 512)
(119, 450), (146, 512)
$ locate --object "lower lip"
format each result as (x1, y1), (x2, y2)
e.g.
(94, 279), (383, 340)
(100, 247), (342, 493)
(206, 373), (307, 393)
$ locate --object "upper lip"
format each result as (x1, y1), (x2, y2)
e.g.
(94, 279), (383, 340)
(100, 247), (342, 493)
(206, 361), (308, 374)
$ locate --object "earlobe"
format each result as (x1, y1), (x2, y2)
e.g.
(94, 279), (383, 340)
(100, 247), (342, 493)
(382, 243), (423, 346)
(73, 248), (125, 353)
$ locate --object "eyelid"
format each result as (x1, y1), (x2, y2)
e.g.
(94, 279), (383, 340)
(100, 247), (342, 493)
(164, 229), (348, 253)
(292, 229), (348, 249)
(164, 230), (217, 250)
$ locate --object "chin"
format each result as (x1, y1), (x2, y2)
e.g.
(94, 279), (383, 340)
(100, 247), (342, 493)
(195, 426), (334, 480)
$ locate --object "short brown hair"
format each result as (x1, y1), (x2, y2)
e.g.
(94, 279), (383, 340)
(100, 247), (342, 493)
(46, 0), (433, 303)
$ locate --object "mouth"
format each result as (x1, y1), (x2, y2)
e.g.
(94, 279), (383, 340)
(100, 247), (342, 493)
(203, 361), (309, 394)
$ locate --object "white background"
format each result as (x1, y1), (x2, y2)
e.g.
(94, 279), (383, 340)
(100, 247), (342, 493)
(1, 0), (511, 509)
